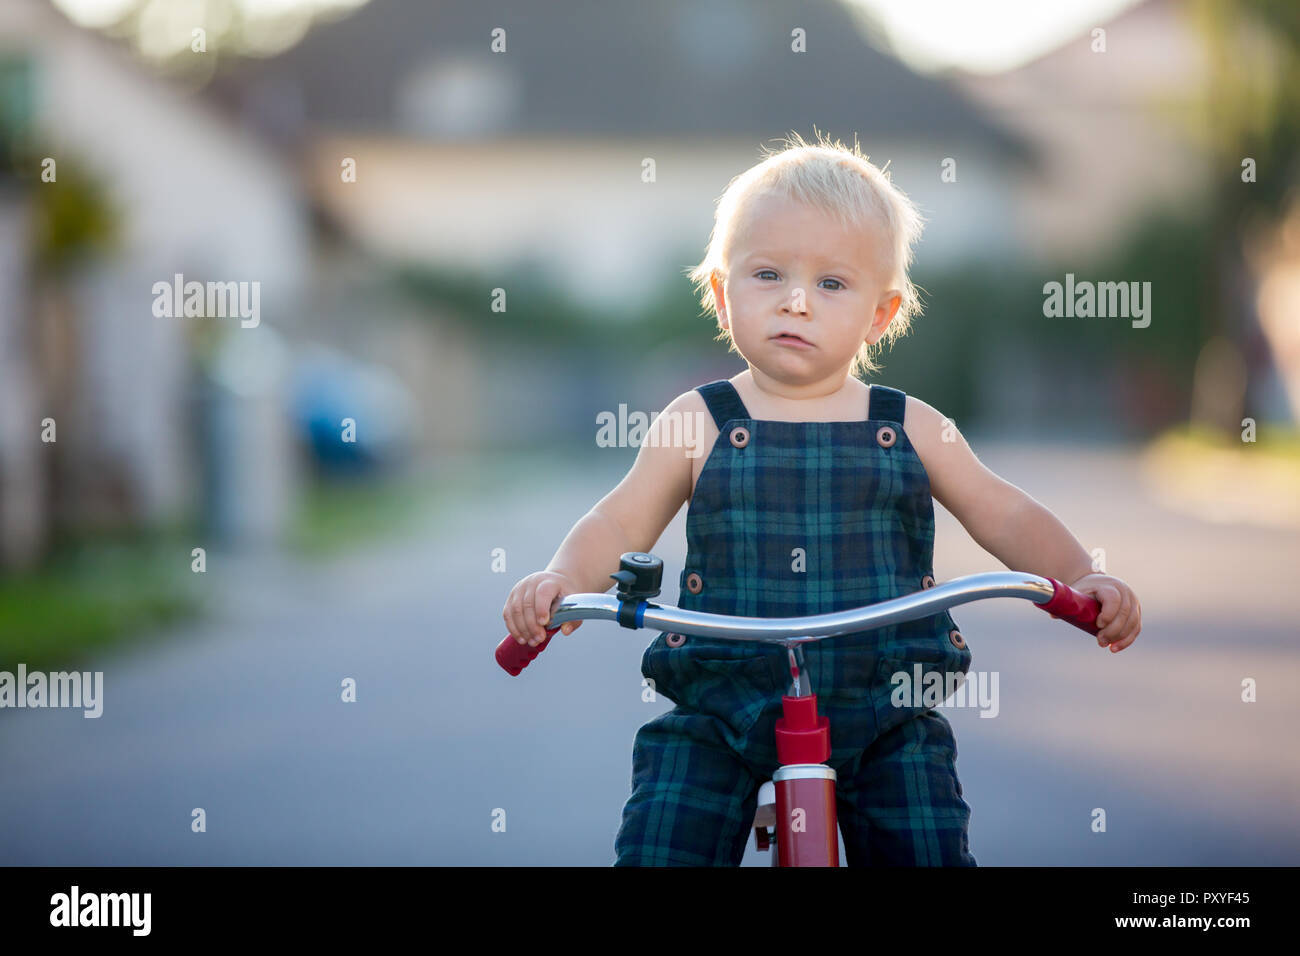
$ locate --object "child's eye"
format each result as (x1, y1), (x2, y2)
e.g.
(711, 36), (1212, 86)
(820, 278), (845, 291)
(755, 269), (779, 280)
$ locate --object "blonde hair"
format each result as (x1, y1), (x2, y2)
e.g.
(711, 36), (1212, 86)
(685, 131), (925, 378)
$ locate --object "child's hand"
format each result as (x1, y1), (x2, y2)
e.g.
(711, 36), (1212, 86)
(1066, 573), (1141, 653)
(503, 571), (583, 646)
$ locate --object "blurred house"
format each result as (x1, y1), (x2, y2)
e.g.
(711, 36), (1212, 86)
(0, 0), (310, 565)
(199, 0), (1038, 442)
(205, 0), (1035, 313)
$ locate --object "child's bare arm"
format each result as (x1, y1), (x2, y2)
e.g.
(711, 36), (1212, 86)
(502, 391), (702, 645)
(905, 396), (1141, 652)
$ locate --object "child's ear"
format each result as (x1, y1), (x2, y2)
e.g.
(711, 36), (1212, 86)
(866, 291), (902, 344)
(710, 270), (729, 328)
(878, 290), (902, 320)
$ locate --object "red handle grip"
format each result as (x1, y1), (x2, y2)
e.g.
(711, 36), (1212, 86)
(1038, 578), (1103, 636)
(496, 626), (561, 676)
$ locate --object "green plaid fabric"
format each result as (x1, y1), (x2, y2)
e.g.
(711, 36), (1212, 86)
(613, 379), (975, 866)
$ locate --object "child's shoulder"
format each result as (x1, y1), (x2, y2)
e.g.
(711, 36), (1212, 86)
(899, 391), (940, 425)
(660, 384), (713, 418)
(652, 386), (718, 444)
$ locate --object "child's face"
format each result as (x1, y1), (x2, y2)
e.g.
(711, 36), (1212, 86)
(710, 192), (901, 383)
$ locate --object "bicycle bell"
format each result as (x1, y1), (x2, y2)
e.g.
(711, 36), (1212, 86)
(609, 552), (663, 600)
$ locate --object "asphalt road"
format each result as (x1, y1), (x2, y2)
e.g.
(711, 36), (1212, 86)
(1, 441), (1296, 865)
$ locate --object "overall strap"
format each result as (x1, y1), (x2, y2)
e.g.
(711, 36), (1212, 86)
(868, 384), (907, 427)
(696, 379), (753, 430)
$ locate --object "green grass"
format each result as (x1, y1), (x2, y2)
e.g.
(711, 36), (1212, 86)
(0, 535), (203, 671)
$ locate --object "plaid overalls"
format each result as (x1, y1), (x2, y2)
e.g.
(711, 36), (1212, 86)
(613, 379), (977, 866)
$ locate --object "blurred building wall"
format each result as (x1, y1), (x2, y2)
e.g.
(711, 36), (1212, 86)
(0, 0), (311, 549)
(302, 136), (1023, 313)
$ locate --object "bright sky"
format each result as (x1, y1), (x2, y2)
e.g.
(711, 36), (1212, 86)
(850, 0), (1147, 72)
(52, 0), (354, 28)
(53, 0), (1146, 73)
(50, 0), (369, 58)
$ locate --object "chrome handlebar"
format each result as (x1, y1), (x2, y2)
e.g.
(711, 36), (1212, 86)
(546, 572), (1056, 643)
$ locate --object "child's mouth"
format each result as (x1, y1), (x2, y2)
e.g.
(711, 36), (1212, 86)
(772, 333), (814, 349)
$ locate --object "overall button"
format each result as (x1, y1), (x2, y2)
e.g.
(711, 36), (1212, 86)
(666, 633), (686, 648)
(876, 425), (896, 448)
(685, 572), (703, 594)
(921, 574), (936, 589)
(729, 426), (750, 448)
(949, 629), (965, 649)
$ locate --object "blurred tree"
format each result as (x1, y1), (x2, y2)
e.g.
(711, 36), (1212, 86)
(1189, 0), (1300, 431)
(26, 153), (120, 273)
(7, 142), (123, 543)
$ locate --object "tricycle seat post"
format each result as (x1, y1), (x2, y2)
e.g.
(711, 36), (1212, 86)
(774, 694), (831, 765)
(785, 642), (810, 698)
(774, 641), (830, 766)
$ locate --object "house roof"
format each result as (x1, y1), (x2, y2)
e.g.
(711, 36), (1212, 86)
(205, 0), (1034, 162)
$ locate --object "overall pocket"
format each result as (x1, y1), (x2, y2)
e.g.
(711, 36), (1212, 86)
(643, 633), (777, 738)
(872, 642), (972, 738)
